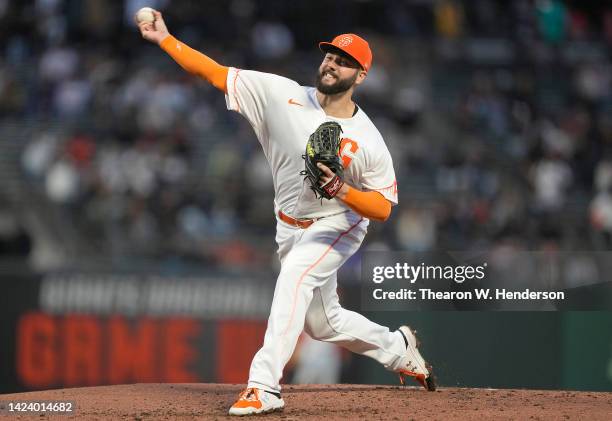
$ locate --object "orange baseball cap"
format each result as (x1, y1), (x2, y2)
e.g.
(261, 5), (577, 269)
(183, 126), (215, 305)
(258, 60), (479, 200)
(319, 33), (372, 71)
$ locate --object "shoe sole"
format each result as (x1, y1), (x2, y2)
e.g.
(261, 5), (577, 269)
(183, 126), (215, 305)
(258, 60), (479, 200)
(398, 326), (437, 392)
(229, 404), (285, 416)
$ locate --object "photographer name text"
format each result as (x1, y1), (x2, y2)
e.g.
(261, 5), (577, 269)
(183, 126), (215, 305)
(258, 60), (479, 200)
(372, 288), (565, 301)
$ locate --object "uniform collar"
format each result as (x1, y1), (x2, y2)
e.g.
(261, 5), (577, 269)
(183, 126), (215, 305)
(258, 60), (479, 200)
(308, 87), (361, 121)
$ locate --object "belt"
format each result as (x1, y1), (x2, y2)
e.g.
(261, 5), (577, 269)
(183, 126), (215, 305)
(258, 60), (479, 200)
(277, 209), (350, 229)
(278, 210), (316, 229)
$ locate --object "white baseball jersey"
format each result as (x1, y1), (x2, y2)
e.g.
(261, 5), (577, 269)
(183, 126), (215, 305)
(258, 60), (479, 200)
(223, 67), (411, 395)
(225, 68), (398, 219)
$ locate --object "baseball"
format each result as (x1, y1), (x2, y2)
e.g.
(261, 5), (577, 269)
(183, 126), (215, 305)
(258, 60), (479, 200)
(135, 7), (155, 24)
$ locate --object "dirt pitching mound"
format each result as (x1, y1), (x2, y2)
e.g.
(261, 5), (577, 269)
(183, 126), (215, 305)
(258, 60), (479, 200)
(1, 384), (611, 420)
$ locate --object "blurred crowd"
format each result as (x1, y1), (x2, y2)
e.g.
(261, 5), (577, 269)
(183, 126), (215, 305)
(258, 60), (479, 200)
(1, 0), (611, 271)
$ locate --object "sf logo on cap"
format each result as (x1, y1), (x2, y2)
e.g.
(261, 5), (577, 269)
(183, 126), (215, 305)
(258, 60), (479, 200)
(337, 35), (353, 47)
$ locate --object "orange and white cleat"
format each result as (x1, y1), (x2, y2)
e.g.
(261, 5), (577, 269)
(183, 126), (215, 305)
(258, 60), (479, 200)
(396, 325), (436, 391)
(228, 387), (285, 416)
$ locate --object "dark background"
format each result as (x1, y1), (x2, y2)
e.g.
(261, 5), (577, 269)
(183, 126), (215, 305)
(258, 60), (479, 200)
(0, 0), (611, 393)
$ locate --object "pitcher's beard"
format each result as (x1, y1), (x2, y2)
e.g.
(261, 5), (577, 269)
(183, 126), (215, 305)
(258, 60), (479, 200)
(315, 70), (358, 95)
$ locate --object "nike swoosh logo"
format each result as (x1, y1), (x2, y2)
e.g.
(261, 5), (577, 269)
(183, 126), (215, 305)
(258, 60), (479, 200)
(288, 98), (303, 106)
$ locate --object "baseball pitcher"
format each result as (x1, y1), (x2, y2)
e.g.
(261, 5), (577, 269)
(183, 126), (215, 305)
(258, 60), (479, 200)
(138, 10), (435, 416)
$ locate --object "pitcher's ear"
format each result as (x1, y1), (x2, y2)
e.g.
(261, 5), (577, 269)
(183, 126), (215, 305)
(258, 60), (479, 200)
(355, 70), (367, 85)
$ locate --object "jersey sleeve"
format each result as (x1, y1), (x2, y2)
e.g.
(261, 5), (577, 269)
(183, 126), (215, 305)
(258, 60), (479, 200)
(224, 67), (280, 132)
(359, 148), (398, 205)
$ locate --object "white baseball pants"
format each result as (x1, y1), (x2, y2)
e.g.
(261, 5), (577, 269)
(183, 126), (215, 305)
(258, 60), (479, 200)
(247, 211), (407, 393)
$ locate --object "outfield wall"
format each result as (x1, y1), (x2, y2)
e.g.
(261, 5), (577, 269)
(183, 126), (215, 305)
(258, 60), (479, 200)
(1, 271), (610, 392)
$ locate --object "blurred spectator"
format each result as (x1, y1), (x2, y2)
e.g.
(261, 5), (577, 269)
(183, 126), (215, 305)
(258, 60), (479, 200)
(536, 0), (568, 44)
(0, 209), (32, 257)
(251, 21), (294, 59)
(435, 0), (465, 39)
(45, 157), (79, 204)
(22, 132), (59, 179)
(530, 153), (573, 212)
(54, 78), (92, 117)
(575, 62), (611, 103)
(594, 160), (612, 192)
(590, 188), (612, 246)
(39, 45), (79, 83)
(397, 207), (437, 252)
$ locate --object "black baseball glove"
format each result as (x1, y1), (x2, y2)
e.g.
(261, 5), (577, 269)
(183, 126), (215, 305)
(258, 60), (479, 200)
(301, 121), (345, 200)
